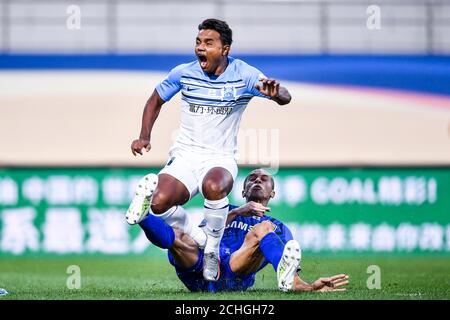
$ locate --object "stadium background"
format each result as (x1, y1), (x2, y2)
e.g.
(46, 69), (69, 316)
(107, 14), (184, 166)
(0, 0), (449, 299)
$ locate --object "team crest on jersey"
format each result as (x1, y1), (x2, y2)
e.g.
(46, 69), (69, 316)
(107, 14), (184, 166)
(221, 85), (237, 101)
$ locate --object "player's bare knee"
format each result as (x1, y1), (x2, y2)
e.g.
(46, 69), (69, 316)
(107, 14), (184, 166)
(201, 167), (233, 200)
(171, 228), (199, 258)
(249, 221), (274, 242)
(150, 192), (172, 215)
(202, 179), (230, 200)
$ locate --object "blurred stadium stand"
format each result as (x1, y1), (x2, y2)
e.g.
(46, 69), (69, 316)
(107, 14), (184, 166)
(0, 0), (449, 54)
(0, 0), (449, 167)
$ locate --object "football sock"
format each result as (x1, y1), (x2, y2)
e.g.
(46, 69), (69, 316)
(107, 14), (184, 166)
(153, 205), (206, 248)
(138, 213), (175, 249)
(259, 232), (285, 271)
(203, 197), (229, 254)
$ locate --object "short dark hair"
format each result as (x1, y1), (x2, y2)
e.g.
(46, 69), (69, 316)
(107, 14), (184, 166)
(198, 18), (233, 46)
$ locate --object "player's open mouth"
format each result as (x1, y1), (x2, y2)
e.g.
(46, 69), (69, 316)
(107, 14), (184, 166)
(197, 55), (208, 68)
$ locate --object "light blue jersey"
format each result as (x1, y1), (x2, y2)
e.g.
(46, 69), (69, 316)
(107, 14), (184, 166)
(155, 57), (270, 159)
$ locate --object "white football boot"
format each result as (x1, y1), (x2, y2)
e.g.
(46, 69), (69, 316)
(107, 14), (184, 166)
(277, 240), (302, 292)
(125, 173), (158, 225)
(203, 251), (221, 282)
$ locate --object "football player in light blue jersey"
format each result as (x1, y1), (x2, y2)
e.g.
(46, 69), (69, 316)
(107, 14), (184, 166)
(137, 169), (349, 293)
(126, 19), (292, 282)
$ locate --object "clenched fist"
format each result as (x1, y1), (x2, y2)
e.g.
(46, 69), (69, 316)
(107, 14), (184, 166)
(131, 138), (151, 156)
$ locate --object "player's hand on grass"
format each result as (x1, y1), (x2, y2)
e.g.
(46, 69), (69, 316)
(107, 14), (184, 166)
(131, 138), (151, 156)
(238, 201), (271, 217)
(255, 78), (280, 99)
(311, 274), (349, 292)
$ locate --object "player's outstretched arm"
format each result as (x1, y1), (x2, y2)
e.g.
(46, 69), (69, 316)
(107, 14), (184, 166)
(255, 78), (291, 105)
(131, 89), (166, 156)
(293, 273), (349, 292)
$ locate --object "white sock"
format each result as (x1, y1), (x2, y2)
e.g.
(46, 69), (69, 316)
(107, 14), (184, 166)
(203, 197), (229, 254)
(151, 206), (206, 248)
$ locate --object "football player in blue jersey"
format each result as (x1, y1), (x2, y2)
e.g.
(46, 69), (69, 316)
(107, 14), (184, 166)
(137, 169), (349, 293)
(127, 19), (292, 282)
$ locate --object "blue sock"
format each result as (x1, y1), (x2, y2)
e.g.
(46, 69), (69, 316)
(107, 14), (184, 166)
(138, 214), (175, 249)
(259, 232), (285, 271)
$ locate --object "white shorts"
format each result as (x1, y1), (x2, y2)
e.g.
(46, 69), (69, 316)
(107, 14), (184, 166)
(159, 149), (238, 199)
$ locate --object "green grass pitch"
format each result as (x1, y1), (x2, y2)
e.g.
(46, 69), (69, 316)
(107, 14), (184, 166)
(0, 255), (449, 300)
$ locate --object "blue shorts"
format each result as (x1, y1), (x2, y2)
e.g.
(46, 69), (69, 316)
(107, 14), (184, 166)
(167, 248), (256, 293)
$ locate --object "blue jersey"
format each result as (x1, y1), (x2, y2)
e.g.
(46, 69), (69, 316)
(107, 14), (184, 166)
(155, 57), (270, 159)
(168, 205), (293, 292)
(220, 205), (293, 272)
